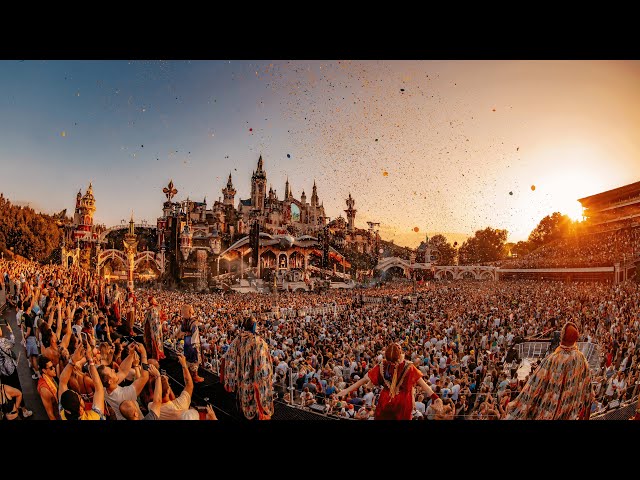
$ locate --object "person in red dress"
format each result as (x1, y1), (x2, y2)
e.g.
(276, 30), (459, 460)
(337, 342), (442, 420)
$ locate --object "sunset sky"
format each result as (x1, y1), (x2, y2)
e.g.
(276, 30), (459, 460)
(1, 60), (639, 247)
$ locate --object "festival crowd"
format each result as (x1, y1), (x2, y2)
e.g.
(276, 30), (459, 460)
(2, 251), (640, 420)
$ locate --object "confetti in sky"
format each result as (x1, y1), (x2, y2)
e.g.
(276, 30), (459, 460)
(1, 60), (639, 248)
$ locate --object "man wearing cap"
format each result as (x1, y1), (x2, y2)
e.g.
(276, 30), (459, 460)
(505, 322), (593, 420)
(143, 296), (165, 361)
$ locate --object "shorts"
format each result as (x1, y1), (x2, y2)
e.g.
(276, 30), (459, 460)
(26, 337), (39, 357)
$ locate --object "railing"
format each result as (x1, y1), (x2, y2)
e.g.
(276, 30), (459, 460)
(591, 396), (638, 420)
(515, 342), (550, 360)
(515, 341), (601, 373)
(361, 296), (388, 304)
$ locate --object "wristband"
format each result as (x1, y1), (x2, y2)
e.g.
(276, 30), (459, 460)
(89, 362), (95, 366)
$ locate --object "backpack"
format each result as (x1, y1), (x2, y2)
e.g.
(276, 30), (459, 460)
(0, 343), (17, 377)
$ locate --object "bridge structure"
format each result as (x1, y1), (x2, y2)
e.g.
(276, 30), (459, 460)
(94, 220), (163, 285)
(96, 248), (165, 282)
(97, 223), (157, 244)
(375, 256), (630, 283)
(376, 257), (498, 281)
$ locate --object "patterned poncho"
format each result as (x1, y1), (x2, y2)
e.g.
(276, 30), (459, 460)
(506, 346), (593, 420)
(223, 331), (274, 420)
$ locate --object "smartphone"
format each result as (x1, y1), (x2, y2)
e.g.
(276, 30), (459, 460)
(80, 332), (88, 343)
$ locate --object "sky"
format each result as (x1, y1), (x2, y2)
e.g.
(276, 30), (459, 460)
(1, 60), (639, 248)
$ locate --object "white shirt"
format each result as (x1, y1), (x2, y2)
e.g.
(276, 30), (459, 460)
(451, 383), (461, 401)
(149, 390), (192, 420)
(460, 355), (469, 368)
(363, 391), (375, 407)
(605, 378), (616, 396)
(415, 401), (426, 414)
(105, 384), (143, 421)
(613, 377), (626, 392)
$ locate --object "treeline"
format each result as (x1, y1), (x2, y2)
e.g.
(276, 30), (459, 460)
(458, 212), (577, 265)
(0, 193), (70, 263)
(409, 212), (579, 266)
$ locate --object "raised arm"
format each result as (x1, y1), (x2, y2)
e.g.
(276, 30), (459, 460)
(129, 344), (150, 396)
(29, 286), (40, 312)
(147, 364), (163, 418)
(336, 374), (370, 398)
(116, 343), (138, 383)
(84, 341), (104, 414)
(59, 344), (86, 398)
(417, 377), (445, 414)
(55, 301), (64, 340)
(47, 302), (55, 330)
(177, 353), (194, 397)
(59, 313), (74, 350)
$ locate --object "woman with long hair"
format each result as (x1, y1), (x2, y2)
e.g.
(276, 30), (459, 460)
(337, 342), (442, 420)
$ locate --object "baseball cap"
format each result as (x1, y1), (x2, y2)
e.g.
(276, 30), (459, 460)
(60, 389), (81, 415)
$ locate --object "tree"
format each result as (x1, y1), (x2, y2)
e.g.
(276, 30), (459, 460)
(528, 212), (572, 249)
(458, 227), (508, 265)
(427, 234), (456, 265)
(512, 240), (531, 257)
(0, 193), (69, 263)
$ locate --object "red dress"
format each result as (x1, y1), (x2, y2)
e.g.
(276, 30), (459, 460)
(367, 361), (423, 420)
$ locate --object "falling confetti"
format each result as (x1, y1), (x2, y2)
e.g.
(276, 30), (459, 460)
(509, 191), (513, 195)
(382, 171), (389, 177)
(413, 227), (419, 232)
(60, 131), (66, 137)
(516, 147), (519, 151)
(400, 88), (405, 92)
(287, 154), (291, 158)
(375, 138), (378, 142)
(141, 145), (144, 148)
(249, 128), (253, 132)
(492, 108), (496, 112)
(531, 185), (536, 191)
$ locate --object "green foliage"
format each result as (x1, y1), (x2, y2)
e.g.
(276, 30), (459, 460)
(512, 240), (532, 257)
(458, 227), (508, 264)
(528, 212), (572, 249)
(427, 234), (456, 265)
(0, 193), (69, 262)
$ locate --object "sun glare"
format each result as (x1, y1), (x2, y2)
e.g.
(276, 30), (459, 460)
(532, 143), (613, 223)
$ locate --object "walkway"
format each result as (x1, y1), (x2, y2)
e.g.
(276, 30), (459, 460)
(1, 289), (48, 420)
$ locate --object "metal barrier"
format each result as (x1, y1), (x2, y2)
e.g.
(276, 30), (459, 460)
(591, 397), (638, 420)
(515, 342), (551, 360)
(515, 341), (601, 373)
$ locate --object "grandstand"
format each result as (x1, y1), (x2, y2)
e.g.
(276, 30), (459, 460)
(496, 181), (640, 282)
(579, 180), (640, 230)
